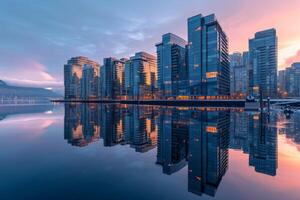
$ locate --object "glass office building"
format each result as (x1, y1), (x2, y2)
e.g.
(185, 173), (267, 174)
(187, 14), (230, 97)
(249, 29), (278, 98)
(156, 33), (187, 99)
(124, 52), (157, 100)
(279, 62), (300, 97)
(100, 57), (125, 99)
(64, 56), (100, 100)
(229, 52), (248, 97)
(81, 64), (99, 100)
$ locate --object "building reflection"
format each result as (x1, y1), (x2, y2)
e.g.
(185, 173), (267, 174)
(156, 108), (189, 175)
(64, 104), (281, 197)
(99, 104), (123, 147)
(277, 112), (300, 151)
(156, 108), (230, 197)
(64, 103), (100, 147)
(188, 110), (230, 197)
(64, 103), (157, 152)
(122, 105), (158, 152)
(230, 111), (278, 176)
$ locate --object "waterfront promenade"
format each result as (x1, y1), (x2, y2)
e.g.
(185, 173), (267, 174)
(51, 98), (300, 108)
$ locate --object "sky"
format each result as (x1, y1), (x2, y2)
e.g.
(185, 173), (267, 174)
(1, 0), (300, 92)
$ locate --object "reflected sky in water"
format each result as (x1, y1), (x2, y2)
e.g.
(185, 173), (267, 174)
(0, 104), (300, 200)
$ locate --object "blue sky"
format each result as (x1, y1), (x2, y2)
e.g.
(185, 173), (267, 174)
(1, 0), (300, 92)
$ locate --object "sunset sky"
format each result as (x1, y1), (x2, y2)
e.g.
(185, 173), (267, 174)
(1, 0), (300, 92)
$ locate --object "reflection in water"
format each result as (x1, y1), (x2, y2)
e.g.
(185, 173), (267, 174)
(64, 104), (100, 147)
(64, 104), (279, 197)
(156, 108), (189, 175)
(0, 104), (54, 121)
(100, 104), (157, 151)
(277, 112), (300, 151)
(230, 112), (278, 176)
(188, 110), (229, 197)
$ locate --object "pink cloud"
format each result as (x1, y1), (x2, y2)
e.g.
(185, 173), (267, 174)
(284, 50), (300, 67)
(0, 57), (63, 88)
(2, 77), (63, 87)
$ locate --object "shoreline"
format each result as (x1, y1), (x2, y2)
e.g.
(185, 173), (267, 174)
(51, 99), (246, 107)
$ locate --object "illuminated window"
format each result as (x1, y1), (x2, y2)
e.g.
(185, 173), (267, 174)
(206, 72), (218, 78)
(253, 115), (260, 120)
(206, 126), (217, 133)
(253, 86), (260, 92)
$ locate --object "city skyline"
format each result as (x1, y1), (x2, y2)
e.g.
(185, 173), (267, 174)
(1, 0), (300, 92)
(64, 13), (234, 100)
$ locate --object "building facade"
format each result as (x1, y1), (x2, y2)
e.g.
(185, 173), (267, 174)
(156, 33), (187, 99)
(242, 51), (252, 95)
(278, 70), (286, 97)
(124, 52), (157, 100)
(64, 56), (100, 99)
(100, 57), (125, 99)
(249, 29), (278, 98)
(230, 52), (248, 97)
(279, 62), (300, 97)
(187, 14), (230, 97)
(81, 64), (99, 99)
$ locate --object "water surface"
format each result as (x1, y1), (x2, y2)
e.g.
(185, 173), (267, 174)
(0, 104), (299, 200)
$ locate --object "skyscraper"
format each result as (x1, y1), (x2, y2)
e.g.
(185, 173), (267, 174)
(280, 62), (300, 97)
(156, 33), (187, 99)
(81, 64), (99, 99)
(278, 70), (286, 97)
(230, 52), (242, 95)
(64, 56), (100, 99)
(124, 52), (157, 100)
(187, 14), (230, 97)
(249, 29), (278, 98)
(242, 51), (252, 95)
(124, 59), (133, 99)
(230, 52), (248, 97)
(289, 62), (300, 97)
(100, 57), (125, 99)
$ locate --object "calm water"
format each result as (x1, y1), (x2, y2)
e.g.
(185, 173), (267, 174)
(0, 104), (300, 200)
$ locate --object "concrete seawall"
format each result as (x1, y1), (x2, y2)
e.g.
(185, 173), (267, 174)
(51, 99), (246, 107)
